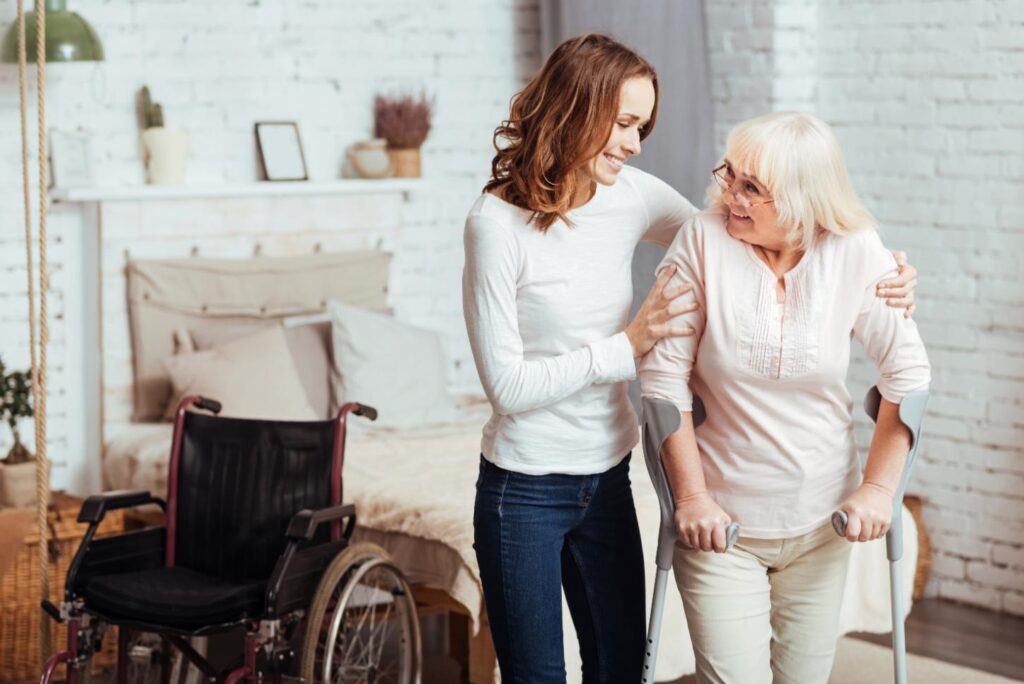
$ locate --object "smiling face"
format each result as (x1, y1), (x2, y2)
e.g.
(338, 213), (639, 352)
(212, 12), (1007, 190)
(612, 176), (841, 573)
(583, 77), (656, 186)
(718, 160), (784, 249)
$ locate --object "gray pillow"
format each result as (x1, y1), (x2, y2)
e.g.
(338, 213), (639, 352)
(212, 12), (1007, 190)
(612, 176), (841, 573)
(189, 319), (333, 419)
(328, 301), (458, 428)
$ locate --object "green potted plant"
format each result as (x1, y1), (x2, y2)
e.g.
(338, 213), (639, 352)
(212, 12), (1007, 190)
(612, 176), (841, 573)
(373, 91), (433, 178)
(138, 85), (190, 185)
(0, 355), (35, 508)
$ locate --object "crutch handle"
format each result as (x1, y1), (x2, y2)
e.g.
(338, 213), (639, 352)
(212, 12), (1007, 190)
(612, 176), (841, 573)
(725, 522), (740, 549)
(831, 510), (849, 537)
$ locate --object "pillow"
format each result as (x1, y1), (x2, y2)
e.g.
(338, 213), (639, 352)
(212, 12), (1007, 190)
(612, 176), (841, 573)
(328, 301), (458, 428)
(162, 326), (319, 421)
(188, 317), (333, 419)
(280, 316), (334, 418)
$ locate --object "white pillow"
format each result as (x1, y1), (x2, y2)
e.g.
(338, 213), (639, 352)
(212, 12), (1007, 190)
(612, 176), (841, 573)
(162, 326), (319, 421)
(328, 301), (458, 428)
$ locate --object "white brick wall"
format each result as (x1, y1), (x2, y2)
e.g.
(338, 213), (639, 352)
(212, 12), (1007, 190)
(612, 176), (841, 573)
(707, 0), (1024, 614)
(706, 0), (775, 144)
(0, 0), (541, 490)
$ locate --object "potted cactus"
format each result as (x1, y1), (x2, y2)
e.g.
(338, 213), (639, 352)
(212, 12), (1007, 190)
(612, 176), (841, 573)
(0, 356), (35, 508)
(373, 91), (433, 178)
(138, 85), (190, 185)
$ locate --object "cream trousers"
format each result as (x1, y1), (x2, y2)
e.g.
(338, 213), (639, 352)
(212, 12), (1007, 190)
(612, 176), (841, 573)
(673, 522), (852, 684)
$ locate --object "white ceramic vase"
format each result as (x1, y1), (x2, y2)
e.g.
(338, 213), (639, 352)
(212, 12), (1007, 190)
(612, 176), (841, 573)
(142, 127), (190, 185)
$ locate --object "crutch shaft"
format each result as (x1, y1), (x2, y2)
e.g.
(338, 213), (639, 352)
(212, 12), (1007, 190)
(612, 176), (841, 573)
(642, 568), (672, 684)
(891, 558), (907, 684)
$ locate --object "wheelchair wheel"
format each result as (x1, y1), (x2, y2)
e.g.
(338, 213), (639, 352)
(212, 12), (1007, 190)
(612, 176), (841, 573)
(300, 541), (421, 684)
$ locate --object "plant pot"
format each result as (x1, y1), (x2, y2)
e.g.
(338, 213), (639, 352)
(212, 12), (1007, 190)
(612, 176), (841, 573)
(0, 460), (36, 509)
(387, 147), (421, 178)
(142, 126), (190, 185)
(343, 139), (392, 179)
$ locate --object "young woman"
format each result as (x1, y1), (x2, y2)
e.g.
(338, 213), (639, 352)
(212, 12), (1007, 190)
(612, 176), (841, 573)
(640, 112), (930, 683)
(463, 35), (918, 682)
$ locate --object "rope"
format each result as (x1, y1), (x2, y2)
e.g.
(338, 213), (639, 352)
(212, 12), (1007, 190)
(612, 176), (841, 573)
(16, 0), (52, 661)
(34, 0), (51, 659)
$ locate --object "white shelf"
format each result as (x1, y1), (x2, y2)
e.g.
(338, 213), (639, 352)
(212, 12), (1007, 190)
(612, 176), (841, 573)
(51, 178), (425, 203)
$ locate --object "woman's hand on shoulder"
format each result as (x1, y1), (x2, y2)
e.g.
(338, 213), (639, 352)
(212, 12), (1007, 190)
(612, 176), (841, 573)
(837, 482), (894, 542)
(674, 491), (733, 553)
(626, 265), (698, 358)
(878, 250), (918, 318)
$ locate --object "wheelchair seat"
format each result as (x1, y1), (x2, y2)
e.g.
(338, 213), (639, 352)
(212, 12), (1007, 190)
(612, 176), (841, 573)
(83, 566), (265, 631)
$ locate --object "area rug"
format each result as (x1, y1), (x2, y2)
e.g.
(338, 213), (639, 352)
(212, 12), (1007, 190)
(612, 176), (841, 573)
(829, 637), (1022, 683)
(663, 637), (1022, 683)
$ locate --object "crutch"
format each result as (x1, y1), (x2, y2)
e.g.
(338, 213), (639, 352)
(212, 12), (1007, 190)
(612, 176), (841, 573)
(641, 396), (740, 684)
(831, 386), (928, 684)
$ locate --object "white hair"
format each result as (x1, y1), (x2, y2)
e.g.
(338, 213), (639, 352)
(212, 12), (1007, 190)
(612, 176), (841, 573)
(707, 111), (877, 250)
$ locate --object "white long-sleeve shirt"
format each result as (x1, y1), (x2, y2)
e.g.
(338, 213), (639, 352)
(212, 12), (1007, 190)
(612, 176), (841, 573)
(639, 209), (931, 538)
(463, 166), (698, 475)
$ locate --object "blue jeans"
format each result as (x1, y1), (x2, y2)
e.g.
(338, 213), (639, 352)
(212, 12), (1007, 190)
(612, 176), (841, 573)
(473, 454), (646, 683)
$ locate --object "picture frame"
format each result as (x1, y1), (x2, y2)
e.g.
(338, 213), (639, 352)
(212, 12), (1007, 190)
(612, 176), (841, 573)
(49, 128), (95, 189)
(254, 121), (308, 181)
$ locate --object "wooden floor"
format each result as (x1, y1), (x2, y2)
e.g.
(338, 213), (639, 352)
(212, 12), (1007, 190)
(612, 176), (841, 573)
(849, 597), (1024, 681)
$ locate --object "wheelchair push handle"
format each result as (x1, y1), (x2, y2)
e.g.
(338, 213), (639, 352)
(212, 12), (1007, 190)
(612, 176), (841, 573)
(354, 403), (378, 421)
(335, 402), (378, 422)
(194, 396), (222, 414)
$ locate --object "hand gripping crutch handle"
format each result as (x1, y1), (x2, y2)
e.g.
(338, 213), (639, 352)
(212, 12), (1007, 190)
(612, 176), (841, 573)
(831, 386), (928, 684)
(641, 397), (741, 683)
(830, 509), (901, 559)
(831, 387), (929, 558)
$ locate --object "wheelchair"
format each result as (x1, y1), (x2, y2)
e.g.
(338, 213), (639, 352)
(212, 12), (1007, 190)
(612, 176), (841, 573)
(40, 395), (422, 684)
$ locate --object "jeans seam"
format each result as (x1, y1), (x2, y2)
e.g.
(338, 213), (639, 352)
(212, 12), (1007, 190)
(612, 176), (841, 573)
(566, 536), (606, 682)
(496, 469), (510, 517)
(496, 470), (517, 682)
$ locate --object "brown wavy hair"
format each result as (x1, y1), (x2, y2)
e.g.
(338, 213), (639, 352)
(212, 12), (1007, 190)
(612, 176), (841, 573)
(485, 33), (659, 231)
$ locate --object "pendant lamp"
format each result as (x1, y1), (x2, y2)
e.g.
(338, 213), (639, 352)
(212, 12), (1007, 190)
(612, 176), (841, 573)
(1, 0), (104, 63)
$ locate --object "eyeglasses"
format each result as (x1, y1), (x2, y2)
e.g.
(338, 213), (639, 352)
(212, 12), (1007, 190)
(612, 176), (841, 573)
(712, 162), (774, 209)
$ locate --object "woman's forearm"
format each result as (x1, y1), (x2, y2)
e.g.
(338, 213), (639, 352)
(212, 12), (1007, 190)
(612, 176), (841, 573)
(661, 411), (710, 504)
(861, 398), (913, 496)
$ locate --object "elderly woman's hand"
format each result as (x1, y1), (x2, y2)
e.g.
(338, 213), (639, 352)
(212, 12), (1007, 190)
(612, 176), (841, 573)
(674, 491), (733, 552)
(837, 483), (894, 542)
(878, 250), (918, 318)
(627, 264), (698, 358)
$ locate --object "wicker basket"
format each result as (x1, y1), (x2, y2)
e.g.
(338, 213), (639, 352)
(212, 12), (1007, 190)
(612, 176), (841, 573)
(0, 491), (124, 684)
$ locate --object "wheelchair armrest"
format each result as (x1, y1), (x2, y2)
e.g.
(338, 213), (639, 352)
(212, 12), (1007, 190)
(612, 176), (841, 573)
(286, 504), (357, 542)
(78, 490), (166, 524)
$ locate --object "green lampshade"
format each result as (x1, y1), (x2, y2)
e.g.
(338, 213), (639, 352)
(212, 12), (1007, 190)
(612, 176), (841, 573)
(1, 0), (104, 63)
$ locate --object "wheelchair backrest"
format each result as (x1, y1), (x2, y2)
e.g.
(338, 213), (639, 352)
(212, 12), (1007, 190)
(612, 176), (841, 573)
(172, 412), (338, 581)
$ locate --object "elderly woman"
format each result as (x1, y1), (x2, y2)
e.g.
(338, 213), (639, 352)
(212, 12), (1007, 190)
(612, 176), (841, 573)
(639, 111), (931, 684)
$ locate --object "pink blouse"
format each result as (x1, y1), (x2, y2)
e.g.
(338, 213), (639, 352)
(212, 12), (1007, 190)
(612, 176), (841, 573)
(639, 209), (930, 538)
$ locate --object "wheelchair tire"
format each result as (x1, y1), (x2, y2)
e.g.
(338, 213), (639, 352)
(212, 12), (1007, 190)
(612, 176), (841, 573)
(299, 541), (422, 684)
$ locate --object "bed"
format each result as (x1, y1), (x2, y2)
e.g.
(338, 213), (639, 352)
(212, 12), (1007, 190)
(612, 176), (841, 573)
(101, 253), (917, 683)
